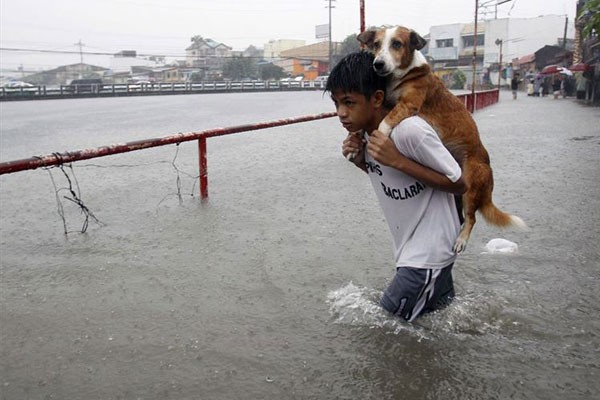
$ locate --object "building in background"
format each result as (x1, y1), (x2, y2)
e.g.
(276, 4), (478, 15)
(109, 50), (165, 74)
(426, 15), (575, 88)
(186, 36), (232, 80)
(576, 0), (599, 103)
(263, 39), (306, 60)
(427, 22), (482, 87)
(277, 41), (339, 80)
(22, 63), (108, 86)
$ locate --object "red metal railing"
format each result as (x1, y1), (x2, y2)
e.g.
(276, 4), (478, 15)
(456, 89), (499, 112)
(0, 90), (499, 199)
(0, 112), (337, 198)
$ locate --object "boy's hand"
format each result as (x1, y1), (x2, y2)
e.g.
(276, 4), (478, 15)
(367, 130), (404, 169)
(341, 131), (364, 159)
(342, 131), (367, 171)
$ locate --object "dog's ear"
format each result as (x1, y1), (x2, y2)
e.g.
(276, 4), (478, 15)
(409, 31), (427, 51)
(357, 28), (377, 48)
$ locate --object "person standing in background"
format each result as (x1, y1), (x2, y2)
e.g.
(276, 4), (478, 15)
(511, 73), (521, 100)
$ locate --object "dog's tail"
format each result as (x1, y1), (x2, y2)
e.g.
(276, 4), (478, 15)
(479, 202), (527, 229)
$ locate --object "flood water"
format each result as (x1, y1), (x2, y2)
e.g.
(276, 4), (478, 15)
(1, 91), (599, 399)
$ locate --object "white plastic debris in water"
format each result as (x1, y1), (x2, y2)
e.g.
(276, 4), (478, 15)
(482, 238), (519, 254)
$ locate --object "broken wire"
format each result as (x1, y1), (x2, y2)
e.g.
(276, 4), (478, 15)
(43, 157), (104, 235)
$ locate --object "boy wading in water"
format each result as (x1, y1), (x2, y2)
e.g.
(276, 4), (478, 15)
(326, 52), (467, 321)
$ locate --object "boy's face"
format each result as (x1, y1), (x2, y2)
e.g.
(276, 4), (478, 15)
(330, 90), (378, 133)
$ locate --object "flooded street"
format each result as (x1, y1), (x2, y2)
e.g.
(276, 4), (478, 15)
(1, 91), (599, 399)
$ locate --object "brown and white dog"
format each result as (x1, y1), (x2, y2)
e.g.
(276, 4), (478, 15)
(357, 25), (525, 253)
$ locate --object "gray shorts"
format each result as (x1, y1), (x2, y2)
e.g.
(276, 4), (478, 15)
(379, 263), (455, 322)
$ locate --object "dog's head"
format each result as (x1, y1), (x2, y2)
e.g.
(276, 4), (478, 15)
(357, 26), (427, 77)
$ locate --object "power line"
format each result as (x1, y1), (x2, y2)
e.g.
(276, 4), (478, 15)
(0, 47), (167, 57)
(0, 47), (333, 61)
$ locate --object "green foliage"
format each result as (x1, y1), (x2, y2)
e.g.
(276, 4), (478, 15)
(579, 0), (600, 39)
(258, 63), (286, 80)
(222, 56), (257, 80)
(338, 34), (361, 58)
(451, 69), (467, 90)
(332, 34), (362, 67)
(189, 72), (203, 83)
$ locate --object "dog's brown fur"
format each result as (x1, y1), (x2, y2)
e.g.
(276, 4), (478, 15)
(358, 26), (525, 253)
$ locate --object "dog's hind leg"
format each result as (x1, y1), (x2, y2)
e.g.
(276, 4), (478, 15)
(452, 159), (489, 253)
(453, 200), (476, 254)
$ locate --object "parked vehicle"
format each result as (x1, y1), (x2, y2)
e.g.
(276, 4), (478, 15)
(3, 81), (35, 88)
(1, 81), (38, 97)
(66, 78), (103, 94)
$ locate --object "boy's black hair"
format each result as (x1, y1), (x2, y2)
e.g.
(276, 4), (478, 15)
(325, 51), (388, 99)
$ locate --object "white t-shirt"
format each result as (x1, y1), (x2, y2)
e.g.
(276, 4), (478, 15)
(364, 116), (462, 269)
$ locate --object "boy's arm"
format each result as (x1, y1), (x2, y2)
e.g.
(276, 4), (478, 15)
(342, 132), (367, 172)
(367, 130), (466, 195)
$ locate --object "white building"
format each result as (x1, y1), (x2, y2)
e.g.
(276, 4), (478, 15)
(185, 38), (232, 80)
(483, 15), (574, 67)
(109, 51), (165, 74)
(426, 15), (574, 87)
(263, 39), (306, 60)
(428, 23), (464, 64)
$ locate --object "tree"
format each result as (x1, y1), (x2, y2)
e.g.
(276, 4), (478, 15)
(578, 0), (600, 39)
(258, 63), (286, 80)
(451, 69), (466, 90)
(338, 34), (361, 58)
(332, 34), (362, 67)
(222, 56), (257, 80)
(189, 72), (204, 83)
(243, 45), (262, 58)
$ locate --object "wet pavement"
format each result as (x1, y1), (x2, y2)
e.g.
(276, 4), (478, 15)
(1, 90), (599, 399)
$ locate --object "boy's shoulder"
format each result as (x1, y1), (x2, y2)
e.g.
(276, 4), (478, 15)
(390, 116), (442, 154)
(393, 116), (435, 137)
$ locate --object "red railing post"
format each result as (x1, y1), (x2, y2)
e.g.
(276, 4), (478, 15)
(360, 0), (365, 33)
(466, 93), (474, 113)
(198, 135), (208, 199)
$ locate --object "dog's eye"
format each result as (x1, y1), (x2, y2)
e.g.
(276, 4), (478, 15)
(391, 40), (403, 50)
(373, 41), (381, 50)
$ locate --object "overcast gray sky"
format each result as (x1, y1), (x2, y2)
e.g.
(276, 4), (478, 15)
(0, 0), (577, 74)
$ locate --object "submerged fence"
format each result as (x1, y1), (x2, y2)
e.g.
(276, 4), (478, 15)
(0, 89), (499, 199)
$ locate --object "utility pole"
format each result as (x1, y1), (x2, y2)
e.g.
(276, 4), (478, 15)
(495, 38), (503, 88)
(562, 16), (568, 49)
(471, 0), (478, 112)
(75, 39), (85, 78)
(359, 0), (365, 34)
(325, 0), (336, 73)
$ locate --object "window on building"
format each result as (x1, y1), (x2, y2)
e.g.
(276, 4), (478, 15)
(436, 38), (454, 48)
(463, 35), (484, 47)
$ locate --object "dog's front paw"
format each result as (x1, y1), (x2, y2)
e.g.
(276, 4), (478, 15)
(378, 121), (392, 136)
(453, 237), (468, 254)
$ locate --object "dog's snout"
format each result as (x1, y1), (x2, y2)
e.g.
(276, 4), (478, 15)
(373, 60), (385, 71)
